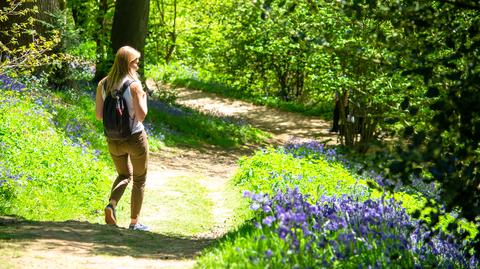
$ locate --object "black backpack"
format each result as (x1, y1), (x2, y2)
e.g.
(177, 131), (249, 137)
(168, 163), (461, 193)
(103, 79), (134, 140)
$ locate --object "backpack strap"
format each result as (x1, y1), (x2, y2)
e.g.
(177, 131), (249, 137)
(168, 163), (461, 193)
(118, 79), (136, 121)
(119, 79), (135, 95)
(103, 79), (135, 98)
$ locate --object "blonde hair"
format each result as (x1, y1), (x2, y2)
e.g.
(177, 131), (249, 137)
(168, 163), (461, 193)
(105, 46), (141, 94)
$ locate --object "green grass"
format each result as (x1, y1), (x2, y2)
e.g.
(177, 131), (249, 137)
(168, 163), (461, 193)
(147, 99), (270, 149)
(233, 148), (371, 201)
(194, 222), (277, 269)
(145, 63), (333, 119)
(111, 175), (215, 236)
(147, 176), (214, 235)
(195, 147), (478, 268)
(174, 77), (332, 118)
(222, 180), (253, 232)
(0, 87), (111, 221)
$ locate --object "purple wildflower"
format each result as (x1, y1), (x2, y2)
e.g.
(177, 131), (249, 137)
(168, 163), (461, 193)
(262, 216), (276, 227)
(245, 188), (477, 267)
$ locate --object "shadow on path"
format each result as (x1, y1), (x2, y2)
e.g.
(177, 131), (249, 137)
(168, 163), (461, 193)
(0, 216), (214, 260)
(172, 86), (337, 146)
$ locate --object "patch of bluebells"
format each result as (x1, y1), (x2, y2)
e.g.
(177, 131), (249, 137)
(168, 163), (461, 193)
(60, 119), (96, 156)
(32, 97), (55, 112)
(65, 120), (83, 140)
(0, 164), (34, 187)
(144, 122), (166, 141)
(349, 167), (439, 202)
(1, 75), (102, 165)
(411, 175), (438, 200)
(281, 139), (339, 162)
(0, 75), (25, 108)
(207, 110), (248, 127)
(0, 74), (55, 114)
(244, 188), (478, 268)
(0, 74), (26, 92)
(149, 97), (247, 127)
(148, 99), (190, 117)
(282, 139), (439, 200)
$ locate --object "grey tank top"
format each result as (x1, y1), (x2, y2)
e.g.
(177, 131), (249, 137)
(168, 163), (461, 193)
(102, 77), (144, 135)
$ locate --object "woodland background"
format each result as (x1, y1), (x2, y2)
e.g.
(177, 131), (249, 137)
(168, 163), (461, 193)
(1, 0), (479, 261)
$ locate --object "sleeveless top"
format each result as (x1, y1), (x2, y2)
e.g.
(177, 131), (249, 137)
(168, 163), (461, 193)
(102, 76), (144, 135)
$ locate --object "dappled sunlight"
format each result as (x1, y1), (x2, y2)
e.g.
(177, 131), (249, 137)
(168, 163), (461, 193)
(0, 216), (211, 268)
(174, 87), (336, 145)
(2, 0), (478, 266)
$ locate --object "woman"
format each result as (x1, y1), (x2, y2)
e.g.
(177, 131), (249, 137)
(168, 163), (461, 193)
(95, 46), (149, 231)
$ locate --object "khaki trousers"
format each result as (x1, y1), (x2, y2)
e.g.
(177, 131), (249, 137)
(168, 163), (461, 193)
(107, 130), (148, 219)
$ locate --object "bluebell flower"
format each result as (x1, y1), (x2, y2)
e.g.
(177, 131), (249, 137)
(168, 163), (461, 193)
(245, 187), (477, 267)
(262, 216), (276, 227)
(250, 202), (261, 211)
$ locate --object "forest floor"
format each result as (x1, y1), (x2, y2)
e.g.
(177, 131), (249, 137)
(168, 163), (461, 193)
(0, 85), (335, 269)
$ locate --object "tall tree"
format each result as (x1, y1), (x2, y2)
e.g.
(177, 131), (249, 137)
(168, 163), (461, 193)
(93, 0), (113, 82)
(153, 0), (177, 63)
(110, 0), (150, 78)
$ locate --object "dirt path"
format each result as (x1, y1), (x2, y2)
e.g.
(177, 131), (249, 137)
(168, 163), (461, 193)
(0, 86), (334, 269)
(174, 86), (336, 145)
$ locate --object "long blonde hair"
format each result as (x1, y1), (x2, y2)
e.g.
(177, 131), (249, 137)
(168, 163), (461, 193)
(105, 46), (141, 95)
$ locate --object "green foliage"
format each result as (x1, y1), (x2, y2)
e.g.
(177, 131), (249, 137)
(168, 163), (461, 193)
(233, 148), (369, 200)
(196, 146), (476, 268)
(0, 0), (61, 76)
(66, 0), (101, 40)
(146, 98), (269, 148)
(71, 0), (116, 81)
(194, 223), (286, 269)
(39, 8), (100, 88)
(146, 0), (183, 64)
(142, 0), (424, 149)
(146, 63), (332, 118)
(66, 40), (96, 62)
(334, 0), (480, 253)
(0, 85), (111, 221)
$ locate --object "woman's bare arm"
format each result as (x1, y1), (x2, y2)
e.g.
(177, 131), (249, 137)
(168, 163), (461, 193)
(95, 79), (106, 120)
(130, 81), (148, 121)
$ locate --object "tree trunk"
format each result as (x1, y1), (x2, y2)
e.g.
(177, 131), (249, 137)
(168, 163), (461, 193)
(67, 0), (86, 29)
(164, 0), (176, 63)
(94, 0), (111, 82)
(35, 0), (61, 27)
(111, 0), (150, 79)
(0, 0), (62, 48)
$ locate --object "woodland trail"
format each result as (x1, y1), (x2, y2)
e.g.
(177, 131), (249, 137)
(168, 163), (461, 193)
(0, 85), (335, 269)
(173, 86), (336, 146)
